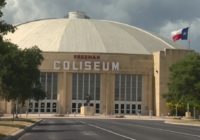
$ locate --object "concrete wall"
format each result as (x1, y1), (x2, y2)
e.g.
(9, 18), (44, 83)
(0, 50), (192, 116)
(39, 52), (154, 115)
(0, 100), (12, 114)
(153, 49), (192, 116)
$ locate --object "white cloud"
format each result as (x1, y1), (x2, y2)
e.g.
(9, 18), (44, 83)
(3, 0), (56, 24)
(190, 19), (200, 40)
(2, 0), (200, 51)
(158, 19), (200, 51)
(158, 20), (190, 39)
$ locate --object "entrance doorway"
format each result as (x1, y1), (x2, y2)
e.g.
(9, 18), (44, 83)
(114, 102), (141, 114)
(28, 100), (57, 113)
(71, 101), (100, 113)
(72, 73), (101, 113)
(114, 74), (142, 114)
(28, 72), (58, 113)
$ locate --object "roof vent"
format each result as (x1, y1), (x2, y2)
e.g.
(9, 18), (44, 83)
(67, 11), (90, 19)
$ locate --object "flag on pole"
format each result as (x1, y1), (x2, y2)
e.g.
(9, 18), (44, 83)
(171, 27), (189, 41)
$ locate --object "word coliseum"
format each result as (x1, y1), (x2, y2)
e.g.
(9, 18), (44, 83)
(53, 61), (120, 71)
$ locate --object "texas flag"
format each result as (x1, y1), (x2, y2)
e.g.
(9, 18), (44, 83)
(171, 27), (189, 41)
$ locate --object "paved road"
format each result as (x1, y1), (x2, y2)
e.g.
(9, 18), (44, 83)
(18, 118), (200, 140)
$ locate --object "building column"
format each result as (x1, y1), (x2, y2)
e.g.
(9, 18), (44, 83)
(100, 73), (115, 115)
(0, 100), (12, 114)
(57, 72), (67, 114)
(142, 73), (153, 115)
(154, 52), (161, 116)
(65, 72), (72, 113)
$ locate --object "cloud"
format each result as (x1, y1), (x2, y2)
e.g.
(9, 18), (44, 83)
(2, 0), (200, 51)
(158, 18), (200, 50)
(158, 20), (190, 39)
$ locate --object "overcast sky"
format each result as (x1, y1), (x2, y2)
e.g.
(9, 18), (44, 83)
(2, 0), (200, 52)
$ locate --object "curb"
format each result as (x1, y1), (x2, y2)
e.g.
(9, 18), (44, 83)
(2, 119), (42, 140)
(165, 120), (200, 127)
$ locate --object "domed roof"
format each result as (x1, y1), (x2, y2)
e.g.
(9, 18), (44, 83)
(4, 12), (186, 54)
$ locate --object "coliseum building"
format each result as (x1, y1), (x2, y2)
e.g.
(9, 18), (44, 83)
(0, 12), (191, 116)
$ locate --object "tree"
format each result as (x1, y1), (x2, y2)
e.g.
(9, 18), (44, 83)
(164, 52), (200, 116)
(0, 42), (45, 117)
(0, 45), (45, 103)
(0, 0), (15, 41)
(0, 0), (45, 117)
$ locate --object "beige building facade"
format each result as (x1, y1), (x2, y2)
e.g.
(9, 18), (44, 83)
(0, 12), (191, 116)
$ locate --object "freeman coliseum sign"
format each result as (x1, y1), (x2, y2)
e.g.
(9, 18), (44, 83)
(53, 55), (120, 72)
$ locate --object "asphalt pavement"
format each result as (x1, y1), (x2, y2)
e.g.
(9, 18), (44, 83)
(17, 118), (200, 140)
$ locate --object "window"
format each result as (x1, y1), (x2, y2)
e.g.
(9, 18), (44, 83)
(114, 74), (143, 115)
(115, 104), (119, 114)
(72, 73), (101, 113)
(29, 103), (33, 112)
(138, 104), (141, 114)
(120, 75), (125, 101)
(121, 104), (124, 114)
(132, 104), (136, 114)
(115, 74), (142, 102)
(126, 104), (130, 114)
(78, 74), (83, 100)
(72, 103), (76, 113)
(132, 75), (136, 101)
(72, 74), (77, 100)
(34, 102), (38, 112)
(29, 72), (58, 113)
(47, 73), (52, 99)
(126, 76), (131, 101)
(52, 73), (58, 99)
(72, 73), (100, 101)
(52, 103), (57, 112)
(115, 74), (120, 101)
(78, 103), (82, 113)
(40, 72), (58, 100)
(90, 75), (95, 100)
(137, 75), (142, 101)
(96, 103), (100, 113)
(40, 103), (45, 112)
(95, 74), (100, 100)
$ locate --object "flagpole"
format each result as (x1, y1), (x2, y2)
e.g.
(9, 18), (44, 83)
(188, 39), (190, 49)
(188, 25), (191, 49)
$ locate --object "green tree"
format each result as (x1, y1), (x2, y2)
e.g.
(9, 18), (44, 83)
(164, 52), (200, 116)
(0, 45), (45, 103)
(0, 0), (45, 117)
(0, 0), (15, 41)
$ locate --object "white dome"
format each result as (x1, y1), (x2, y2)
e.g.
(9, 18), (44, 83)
(4, 16), (186, 54)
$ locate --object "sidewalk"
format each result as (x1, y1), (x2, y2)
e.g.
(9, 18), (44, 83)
(16, 113), (200, 127)
(2, 113), (200, 125)
(0, 113), (162, 120)
(165, 119), (200, 127)
(1, 113), (171, 120)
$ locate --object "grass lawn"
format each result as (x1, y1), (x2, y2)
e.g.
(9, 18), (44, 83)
(0, 118), (38, 138)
